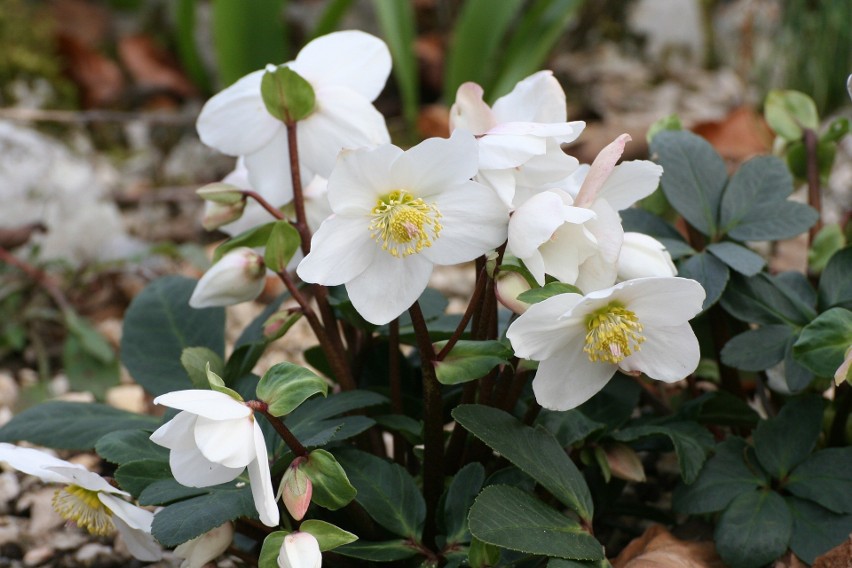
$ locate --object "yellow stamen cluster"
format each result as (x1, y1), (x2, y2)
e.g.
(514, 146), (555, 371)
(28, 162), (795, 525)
(584, 303), (645, 364)
(369, 190), (442, 257)
(52, 485), (114, 536)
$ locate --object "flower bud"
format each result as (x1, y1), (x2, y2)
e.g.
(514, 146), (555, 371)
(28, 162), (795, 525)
(263, 311), (303, 341)
(495, 270), (531, 315)
(616, 232), (676, 281)
(278, 457), (312, 521)
(278, 531), (322, 568)
(197, 182), (245, 204)
(603, 442), (646, 483)
(202, 200), (247, 231)
(173, 522), (234, 568)
(189, 247), (266, 308)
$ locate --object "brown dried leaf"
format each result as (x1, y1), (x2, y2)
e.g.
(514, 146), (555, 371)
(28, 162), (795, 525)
(612, 524), (725, 568)
(57, 34), (124, 108)
(117, 34), (196, 99)
(692, 106), (773, 166)
(417, 104), (450, 139)
(48, 0), (111, 48)
(0, 223), (46, 250)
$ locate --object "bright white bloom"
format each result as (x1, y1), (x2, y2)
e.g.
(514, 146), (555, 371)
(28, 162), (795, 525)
(149, 390), (279, 527)
(506, 277), (705, 410)
(278, 532), (322, 568)
(0, 443), (162, 561)
(189, 247), (266, 308)
(174, 522), (234, 568)
(297, 130), (509, 325)
(450, 71), (585, 206)
(197, 31), (391, 201)
(617, 232), (677, 281)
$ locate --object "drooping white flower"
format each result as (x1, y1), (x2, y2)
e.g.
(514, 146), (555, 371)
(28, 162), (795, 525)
(197, 31), (391, 201)
(174, 522), (234, 568)
(506, 277), (705, 410)
(0, 443), (162, 561)
(278, 531), (322, 568)
(297, 130), (509, 325)
(617, 232), (677, 281)
(149, 390), (279, 527)
(449, 71), (585, 206)
(189, 247), (266, 309)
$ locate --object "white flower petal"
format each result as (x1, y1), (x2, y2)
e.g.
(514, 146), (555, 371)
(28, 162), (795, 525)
(244, 128), (295, 206)
(188, 248), (265, 308)
(619, 322), (700, 383)
(43, 466), (127, 496)
(506, 293), (585, 360)
(346, 253), (434, 325)
(508, 191), (587, 259)
(615, 277), (705, 327)
(539, 222), (598, 285)
(597, 160), (663, 211)
(196, 70), (280, 156)
(617, 233), (676, 281)
(423, 181), (508, 265)
(515, 140), (581, 187)
(297, 215), (376, 285)
(168, 444), (244, 487)
(477, 133), (546, 170)
(278, 532), (322, 568)
(299, 86), (390, 177)
(476, 168), (517, 207)
(532, 347), (617, 411)
(291, 30), (390, 100)
(100, 494), (162, 562)
(246, 421), (279, 527)
(391, 130), (479, 198)
(194, 416), (256, 468)
(153, 390), (251, 420)
(99, 493), (153, 531)
(174, 523), (234, 568)
(449, 82), (495, 134)
(150, 411), (198, 450)
(327, 144), (401, 215)
(0, 443), (84, 485)
(492, 71), (567, 124)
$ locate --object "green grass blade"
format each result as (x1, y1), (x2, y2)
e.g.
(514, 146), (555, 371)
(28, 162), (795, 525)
(309, 0), (355, 40)
(371, 0), (420, 132)
(171, 0), (212, 94)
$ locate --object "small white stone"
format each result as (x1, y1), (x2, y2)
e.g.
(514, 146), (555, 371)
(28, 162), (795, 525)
(23, 545), (54, 566)
(0, 471), (21, 507)
(0, 372), (18, 408)
(75, 542), (114, 565)
(106, 384), (147, 414)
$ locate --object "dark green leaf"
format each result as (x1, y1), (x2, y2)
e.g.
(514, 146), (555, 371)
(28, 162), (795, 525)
(775, 271), (817, 308)
(673, 438), (767, 514)
(62, 334), (120, 399)
(579, 374), (641, 430)
(95, 429), (167, 465)
(652, 130), (727, 237)
(721, 273), (816, 326)
(727, 199), (819, 242)
(787, 497), (852, 564)
(809, 224), (846, 274)
(434, 340), (513, 385)
(753, 396), (825, 479)
(444, 463), (485, 544)
(121, 276), (225, 396)
(211, 0), (287, 86)
(783, 336), (815, 392)
(335, 540), (418, 562)
(138, 479), (210, 506)
(612, 421), (714, 484)
(261, 65), (315, 123)
(286, 390), (387, 425)
(517, 282), (582, 305)
(114, 459), (172, 498)
(453, 405), (593, 521)
(0, 402), (158, 450)
(678, 391), (760, 427)
(256, 362), (327, 416)
(181, 346), (224, 389)
(706, 242), (765, 276)
(259, 531), (287, 568)
(787, 447), (852, 514)
(213, 222), (276, 262)
(468, 485), (603, 561)
(720, 325), (793, 371)
(793, 307), (852, 376)
(301, 519), (358, 551)
(335, 448), (425, 539)
(676, 251), (729, 310)
(263, 220), (300, 272)
(715, 490), (792, 568)
(819, 246), (852, 310)
(536, 409), (605, 447)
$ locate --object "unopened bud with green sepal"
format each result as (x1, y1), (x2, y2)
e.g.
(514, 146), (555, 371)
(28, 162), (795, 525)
(278, 456), (312, 520)
(301, 449), (357, 510)
(263, 311), (303, 341)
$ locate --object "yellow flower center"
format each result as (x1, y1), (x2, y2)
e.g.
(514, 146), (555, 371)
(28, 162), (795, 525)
(369, 190), (442, 257)
(584, 302), (645, 364)
(52, 485), (114, 536)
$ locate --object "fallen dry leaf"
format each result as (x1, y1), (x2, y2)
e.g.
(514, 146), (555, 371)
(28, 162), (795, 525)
(612, 524), (725, 568)
(813, 535), (852, 568)
(57, 34), (124, 108)
(774, 551), (809, 568)
(692, 106), (773, 167)
(418, 104), (450, 139)
(117, 34), (196, 100)
(49, 0), (111, 48)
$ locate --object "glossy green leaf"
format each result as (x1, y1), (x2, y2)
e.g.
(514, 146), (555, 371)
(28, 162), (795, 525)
(263, 220), (300, 273)
(121, 276), (225, 396)
(434, 340), (513, 385)
(301, 449), (356, 510)
(95, 429), (168, 465)
(721, 273), (816, 326)
(753, 396), (825, 479)
(453, 405), (593, 521)
(786, 447), (852, 514)
(764, 89), (819, 141)
(677, 251), (729, 310)
(612, 421), (714, 484)
(335, 540), (418, 562)
(787, 497), (852, 564)
(536, 409), (605, 447)
(469, 537), (500, 568)
(819, 246), (852, 310)
(706, 242), (765, 276)
(793, 307), (852, 376)
(138, 479), (210, 506)
(114, 459), (172, 498)
(720, 325), (793, 371)
(261, 65), (316, 123)
(181, 346), (225, 389)
(444, 463), (485, 544)
(257, 362), (327, 416)
(468, 485), (603, 560)
(809, 223), (846, 274)
(301, 519), (358, 551)
(517, 282), (582, 304)
(213, 222), (276, 262)
(715, 489), (792, 568)
(782, 336), (814, 392)
(259, 531), (287, 568)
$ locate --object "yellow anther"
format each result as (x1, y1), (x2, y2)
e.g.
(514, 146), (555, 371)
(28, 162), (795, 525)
(369, 190), (442, 257)
(52, 485), (114, 536)
(583, 303), (645, 364)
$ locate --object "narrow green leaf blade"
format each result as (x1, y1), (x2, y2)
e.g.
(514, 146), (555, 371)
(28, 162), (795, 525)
(211, 0), (287, 86)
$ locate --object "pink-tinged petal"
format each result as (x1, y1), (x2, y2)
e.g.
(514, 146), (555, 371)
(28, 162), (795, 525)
(197, 70), (280, 156)
(168, 444), (243, 487)
(478, 133), (546, 170)
(0, 443), (82, 485)
(515, 140), (581, 187)
(44, 466), (127, 495)
(614, 277), (705, 327)
(492, 70), (567, 123)
(391, 130), (479, 198)
(619, 322), (700, 383)
(508, 191), (577, 259)
(346, 253), (433, 325)
(476, 168), (516, 207)
(423, 180), (508, 265)
(291, 30), (390, 100)
(299, 86), (390, 177)
(297, 215), (376, 286)
(506, 294), (585, 360)
(449, 82), (495, 134)
(327, 144), (401, 215)
(539, 222), (598, 285)
(574, 133), (631, 208)
(100, 494), (163, 562)
(532, 346), (617, 411)
(597, 160), (663, 211)
(243, 128), (295, 206)
(194, 416), (256, 468)
(246, 421), (279, 527)
(153, 390), (251, 420)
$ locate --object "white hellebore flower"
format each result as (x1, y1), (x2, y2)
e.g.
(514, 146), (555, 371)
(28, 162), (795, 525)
(174, 522), (234, 568)
(450, 71), (585, 206)
(149, 390), (279, 527)
(297, 130), (509, 325)
(617, 232), (677, 281)
(278, 531), (322, 568)
(189, 247), (266, 309)
(197, 30), (391, 200)
(0, 443), (162, 562)
(506, 277), (705, 411)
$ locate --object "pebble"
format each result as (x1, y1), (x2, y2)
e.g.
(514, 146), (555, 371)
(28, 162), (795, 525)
(0, 373), (19, 409)
(18, 488), (63, 535)
(0, 472), (21, 509)
(22, 545), (53, 566)
(74, 543), (113, 566)
(105, 384), (146, 414)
